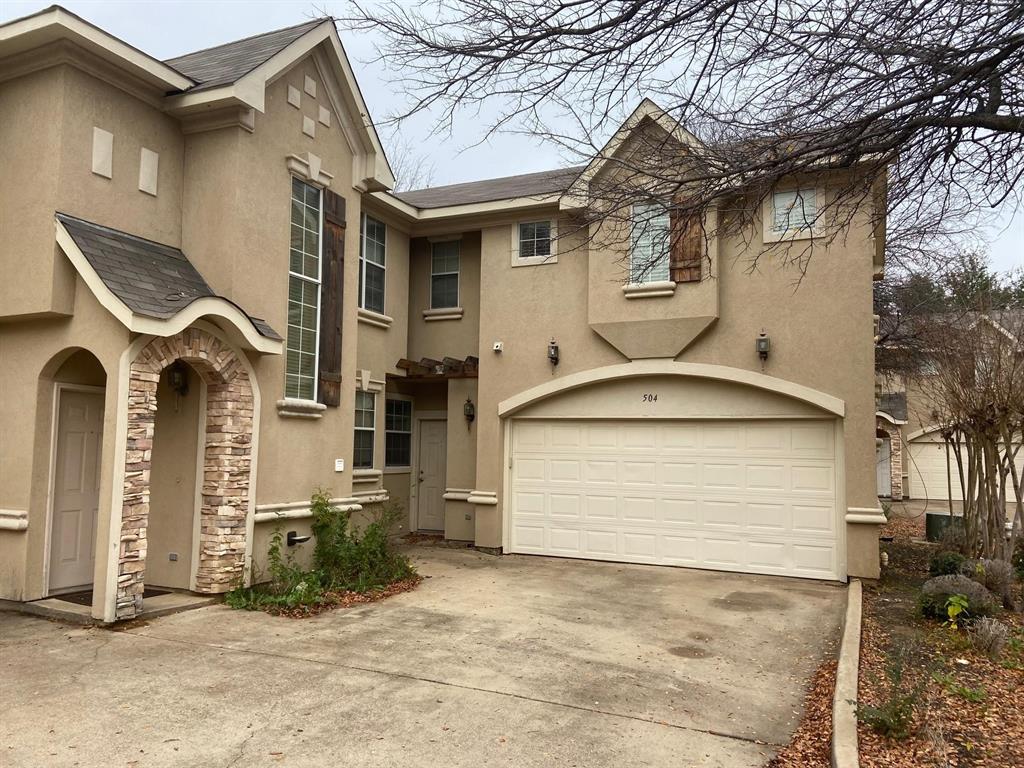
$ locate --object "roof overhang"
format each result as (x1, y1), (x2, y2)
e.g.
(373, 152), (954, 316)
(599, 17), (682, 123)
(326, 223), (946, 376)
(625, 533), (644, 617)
(368, 191), (562, 225)
(164, 21), (393, 191)
(0, 6), (194, 91)
(55, 218), (282, 355)
(876, 411), (908, 426)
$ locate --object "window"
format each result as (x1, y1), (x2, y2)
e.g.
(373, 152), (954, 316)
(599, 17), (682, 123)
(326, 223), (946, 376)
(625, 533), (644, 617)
(430, 240), (460, 308)
(385, 398), (412, 468)
(286, 177), (322, 401)
(359, 214), (386, 314)
(354, 391), (375, 469)
(772, 188), (817, 234)
(629, 203), (670, 284)
(518, 221), (551, 259)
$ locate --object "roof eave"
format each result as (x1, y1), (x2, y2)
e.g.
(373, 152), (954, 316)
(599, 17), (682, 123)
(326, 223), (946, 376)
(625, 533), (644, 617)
(369, 191), (563, 222)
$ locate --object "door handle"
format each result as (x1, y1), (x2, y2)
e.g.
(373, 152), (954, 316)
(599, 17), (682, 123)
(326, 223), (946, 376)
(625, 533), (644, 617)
(418, 471), (425, 483)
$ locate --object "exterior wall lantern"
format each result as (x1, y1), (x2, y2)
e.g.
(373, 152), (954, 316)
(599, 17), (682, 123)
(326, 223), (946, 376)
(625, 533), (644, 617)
(167, 360), (189, 396)
(547, 338), (560, 368)
(464, 397), (476, 425)
(756, 331), (771, 364)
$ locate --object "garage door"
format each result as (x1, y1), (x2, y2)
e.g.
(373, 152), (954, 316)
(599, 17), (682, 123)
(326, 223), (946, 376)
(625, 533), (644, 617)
(509, 419), (840, 580)
(908, 438), (1023, 501)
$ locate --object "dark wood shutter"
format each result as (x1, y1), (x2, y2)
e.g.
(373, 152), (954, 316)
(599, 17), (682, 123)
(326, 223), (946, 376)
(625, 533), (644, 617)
(318, 190), (345, 406)
(669, 204), (702, 283)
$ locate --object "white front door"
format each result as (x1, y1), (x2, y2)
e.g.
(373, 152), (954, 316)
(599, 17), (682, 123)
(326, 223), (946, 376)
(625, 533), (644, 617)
(876, 437), (892, 497)
(509, 419), (840, 580)
(417, 419), (447, 531)
(49, 389), (104, 593)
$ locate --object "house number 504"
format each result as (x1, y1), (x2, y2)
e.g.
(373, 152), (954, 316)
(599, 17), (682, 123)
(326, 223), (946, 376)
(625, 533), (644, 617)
(642, 393), (658, 402)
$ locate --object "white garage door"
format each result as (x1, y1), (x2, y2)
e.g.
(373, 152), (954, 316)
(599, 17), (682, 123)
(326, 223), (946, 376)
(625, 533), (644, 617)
(908, 438), (1023, 502)
(509, 419), (840, 580)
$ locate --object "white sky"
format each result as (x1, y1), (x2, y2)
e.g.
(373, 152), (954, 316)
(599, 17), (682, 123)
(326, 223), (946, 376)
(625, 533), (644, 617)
(3, 0), (1021, 272)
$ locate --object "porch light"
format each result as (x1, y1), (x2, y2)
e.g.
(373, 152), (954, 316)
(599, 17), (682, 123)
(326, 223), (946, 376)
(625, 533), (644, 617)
(464, 397), (476, 425)
(756, 331), (771, 363)
(168, 361), (189, 396)
(547, 338), (560, 367)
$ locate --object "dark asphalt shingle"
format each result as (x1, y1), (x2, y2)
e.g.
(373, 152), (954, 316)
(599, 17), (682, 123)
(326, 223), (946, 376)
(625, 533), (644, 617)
(878, 392), (908, 422)
(164, 19), (325, 91)
(56, 213), (281, 340)
(395, 166), (586, 209)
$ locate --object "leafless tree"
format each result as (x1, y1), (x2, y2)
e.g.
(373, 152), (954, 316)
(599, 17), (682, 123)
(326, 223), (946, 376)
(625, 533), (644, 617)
(385, 132), (436, 191)
(345, 0), (1023, 273)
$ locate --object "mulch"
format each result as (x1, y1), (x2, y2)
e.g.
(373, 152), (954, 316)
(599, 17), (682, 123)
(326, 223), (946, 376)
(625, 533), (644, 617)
(262, 576), (423, 618)
(766, 507), (1024, 768)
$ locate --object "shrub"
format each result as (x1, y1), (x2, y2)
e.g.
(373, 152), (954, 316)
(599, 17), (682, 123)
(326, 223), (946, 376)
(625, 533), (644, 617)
(960, 558), (1017, 610)
(919, 575), (997, 621)
(1012, 539), (1024, 581)
(225, 528), (326, 611)
(969, 617), (1010, 660)
(929, 550), (966, 577)
(856, 645), (921, 739)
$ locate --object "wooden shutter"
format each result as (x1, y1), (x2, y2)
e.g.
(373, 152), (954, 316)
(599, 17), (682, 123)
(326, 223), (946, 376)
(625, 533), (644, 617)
(318, 190), (345, 406)
(669, 204), (702, 283)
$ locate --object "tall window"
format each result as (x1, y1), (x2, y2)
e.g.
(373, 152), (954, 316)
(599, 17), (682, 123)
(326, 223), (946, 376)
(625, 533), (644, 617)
(286, 178), (322, 400)
(772, 188), (817, 234)
(354, 391), (375, 469)
(630, 202), (670, 284)
(385, 398), (412, 468)
(359, 214), (386, 314)
(430, 240), (460, 308)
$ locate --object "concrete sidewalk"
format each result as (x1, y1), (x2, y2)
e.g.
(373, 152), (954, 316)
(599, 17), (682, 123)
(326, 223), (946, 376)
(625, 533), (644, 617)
(0, 548), (845, 767)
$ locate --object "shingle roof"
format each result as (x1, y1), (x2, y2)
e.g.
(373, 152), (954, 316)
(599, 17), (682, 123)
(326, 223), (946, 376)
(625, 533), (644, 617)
(56, 213), (280, 340)
(878, 392), (908, 422)
(395, 166), (586, 209)
(164, 18), (325, 91)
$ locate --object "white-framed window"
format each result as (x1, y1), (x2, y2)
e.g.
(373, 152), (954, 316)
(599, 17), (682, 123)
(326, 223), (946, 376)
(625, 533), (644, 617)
(430, 240), (460, 308)
(511, 219), (558, 267)
(359, 214), (386, 314)
(385, 398), (413, 468)
(768, 187), (818, 239)
(354, 391), (375, 469)
(286, 177), (322, 401)
(629, 202), (670, 284)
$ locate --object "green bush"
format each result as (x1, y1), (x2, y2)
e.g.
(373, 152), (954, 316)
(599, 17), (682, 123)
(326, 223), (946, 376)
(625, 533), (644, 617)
(929, 550), (966, 577)
(1012, 539), (1024, 581)
(225, 528), (326, 611)
(919, 575), (997, 621)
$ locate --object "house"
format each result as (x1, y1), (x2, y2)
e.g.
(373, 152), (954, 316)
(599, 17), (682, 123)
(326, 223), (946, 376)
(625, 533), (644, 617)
(876, 312), (1024, 503)
(0, 7), (887, 623)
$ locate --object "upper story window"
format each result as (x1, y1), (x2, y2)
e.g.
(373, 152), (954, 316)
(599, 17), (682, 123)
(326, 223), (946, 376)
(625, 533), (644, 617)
(359, 214), (386, 314)
(354, 391), (376, 469)
(511, 220), (558, 267)
(385, 398), (413, 468)
(629, 202), (670, 284)
(771, 188), (817, 236)
(286, 177), (322, 401)
(431, 240), (460, 309)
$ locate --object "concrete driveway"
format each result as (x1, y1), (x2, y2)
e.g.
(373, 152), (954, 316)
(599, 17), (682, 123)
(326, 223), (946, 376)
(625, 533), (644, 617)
(0, 547), (845, 767)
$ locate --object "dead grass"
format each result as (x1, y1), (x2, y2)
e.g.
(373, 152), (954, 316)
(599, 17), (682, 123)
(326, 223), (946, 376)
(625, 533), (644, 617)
(261, 576), (423, 618)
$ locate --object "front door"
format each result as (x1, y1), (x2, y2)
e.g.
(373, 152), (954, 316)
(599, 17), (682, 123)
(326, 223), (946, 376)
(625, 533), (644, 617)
(877, 437), (892, 497)
(49, 389), (104, 593)
(417, 419), (447, 531)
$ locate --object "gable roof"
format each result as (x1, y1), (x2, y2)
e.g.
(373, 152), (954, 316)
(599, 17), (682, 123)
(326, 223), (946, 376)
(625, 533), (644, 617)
(55, 213), (281, 345)
(164, 18), (324, 91)
(395, 166), (585, 209)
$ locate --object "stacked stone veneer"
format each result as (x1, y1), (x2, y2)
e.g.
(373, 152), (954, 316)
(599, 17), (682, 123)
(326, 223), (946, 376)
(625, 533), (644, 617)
(118, 328), (254, 620)
(876, 417), (904, 501)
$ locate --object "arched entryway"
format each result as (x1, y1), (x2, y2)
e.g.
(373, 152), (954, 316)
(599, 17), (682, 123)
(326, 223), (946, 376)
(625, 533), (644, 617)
(116, 327), (254, 620)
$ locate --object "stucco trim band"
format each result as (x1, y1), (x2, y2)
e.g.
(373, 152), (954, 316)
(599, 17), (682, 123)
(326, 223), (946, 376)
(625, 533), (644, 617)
(622, 281), (676, 299)
(276, 398), (326, 419)
(357, 308), (393, 328)
(253, 497), (364, 524)
(443, 488), (473, 501)
(467, 491), (499, 506)
(0, 509), (28, 532)
(845, 507), (887, 525)
(497, 360), (846, 418)
(423, 307), (464, 322)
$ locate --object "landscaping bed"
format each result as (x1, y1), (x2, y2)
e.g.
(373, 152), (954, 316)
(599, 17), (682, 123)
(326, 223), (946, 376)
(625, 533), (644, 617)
(767, 507), (1023, 768)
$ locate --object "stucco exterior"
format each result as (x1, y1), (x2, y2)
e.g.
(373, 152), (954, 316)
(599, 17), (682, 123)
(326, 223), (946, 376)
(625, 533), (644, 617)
(0, 9), (885, 622)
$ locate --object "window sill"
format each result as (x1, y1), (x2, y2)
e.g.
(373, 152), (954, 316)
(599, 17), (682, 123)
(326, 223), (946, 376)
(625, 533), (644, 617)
(357, 307), (393, 329)
(276, 398), (326, 419)
(763, 227), (820, 243)
(511, 255), (558, 268)
(383, 466), (411, 475)
(423, 307), (463, 322)
(623, 281), (676, 299)
(352, 468), (382, 484)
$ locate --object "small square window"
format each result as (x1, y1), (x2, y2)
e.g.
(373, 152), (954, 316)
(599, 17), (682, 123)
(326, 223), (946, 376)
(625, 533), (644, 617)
(772, 188), (817, 234)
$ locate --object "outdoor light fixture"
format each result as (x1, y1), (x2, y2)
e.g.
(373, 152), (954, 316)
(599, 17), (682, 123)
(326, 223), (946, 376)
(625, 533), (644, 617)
(167, 361), (189, 396)
(756, 331), (771, 363)
(464, 397), (476, 425)
(547, 338), (560, 367)
(286, 531), (311, 547)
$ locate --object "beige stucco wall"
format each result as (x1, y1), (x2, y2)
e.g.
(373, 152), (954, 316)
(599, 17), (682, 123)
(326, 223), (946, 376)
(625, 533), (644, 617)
(445, 378), (478, 540)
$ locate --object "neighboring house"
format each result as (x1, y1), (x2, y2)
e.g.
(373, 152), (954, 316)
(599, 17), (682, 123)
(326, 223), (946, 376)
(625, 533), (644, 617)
(0, 7), (886, 623)
(876, 313), (1023, 502)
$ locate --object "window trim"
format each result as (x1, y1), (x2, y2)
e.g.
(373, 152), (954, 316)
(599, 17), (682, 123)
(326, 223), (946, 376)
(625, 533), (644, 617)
(764, 186), (821, 242)
(429, 238), (461, 310)
(510, 219), (558, 267)
(384, 396), (414, 470)
(359, 212), (387, 315)
(353, 390), (376, 470)
(285, 176), (323, 403)
(628, 202), (671, 285)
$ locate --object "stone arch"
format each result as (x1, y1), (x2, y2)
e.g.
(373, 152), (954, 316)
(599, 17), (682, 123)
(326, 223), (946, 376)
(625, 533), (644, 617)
(117, 327), (253, 619)
(875, 417), (903, 500)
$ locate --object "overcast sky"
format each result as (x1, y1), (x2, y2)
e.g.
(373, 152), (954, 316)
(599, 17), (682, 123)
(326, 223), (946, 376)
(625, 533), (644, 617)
(3, 0), (1021, 272)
